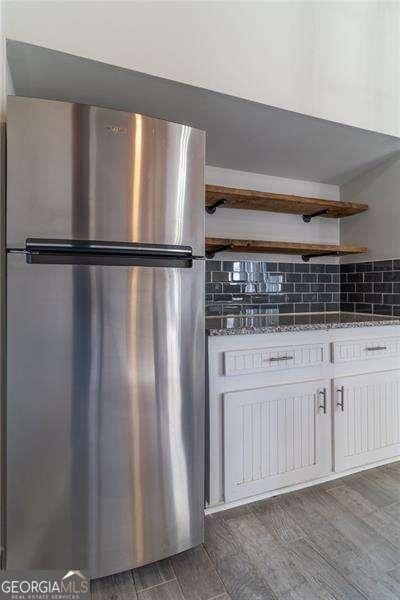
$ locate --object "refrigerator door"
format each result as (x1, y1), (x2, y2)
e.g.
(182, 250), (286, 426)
(7, 97), (205, 255)
(6, 252), (204, 577)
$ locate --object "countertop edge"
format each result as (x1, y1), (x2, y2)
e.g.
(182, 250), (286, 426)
(206, 318), (400, 336)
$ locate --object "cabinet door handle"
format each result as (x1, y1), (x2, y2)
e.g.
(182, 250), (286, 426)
(365, 346), (387, 351)
(318, 388), (327, 414)
(337, 386), (345, 411)
(268, 355), (294, 362)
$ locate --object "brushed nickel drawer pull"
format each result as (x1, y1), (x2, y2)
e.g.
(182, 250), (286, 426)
(337, 386), (345, 411)
(365, 346), (387, 351)
(268, 355), (294, 362)
(319, 388), (327, 414)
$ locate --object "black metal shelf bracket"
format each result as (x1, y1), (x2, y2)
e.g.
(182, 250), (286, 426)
(205, 198), (227, 214)
(205, 244), (232, 259)
(302, 251), (341, 263)
(302, 208), (329, 223)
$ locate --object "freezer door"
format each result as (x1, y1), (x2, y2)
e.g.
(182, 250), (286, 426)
(6, 252), (204, 577)
(7, 97), (205, 255)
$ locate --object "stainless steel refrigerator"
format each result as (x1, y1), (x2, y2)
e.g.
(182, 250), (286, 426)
(6, 96), (205, 578)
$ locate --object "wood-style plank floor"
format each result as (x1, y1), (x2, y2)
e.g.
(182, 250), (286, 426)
(92, 462), (400, 600)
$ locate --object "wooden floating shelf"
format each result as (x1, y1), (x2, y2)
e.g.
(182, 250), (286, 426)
(205, 185), (368, 221)
(205, 237), (368, 262)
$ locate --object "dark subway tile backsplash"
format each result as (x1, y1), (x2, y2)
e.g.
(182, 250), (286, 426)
(310, 303), (325, 312)
(355, 262), (373, 272)
(383, 294), (400, 305)
(279, 262), (294, 272)
(310, 264), (326, 273)
(303, 273), (317, 283)
(211, 271), (230, 282)
(318, 274), (331, 283)
(279, 304), (295, 314)
(326, 303), (340, 312)
(355, 283), (372, 293)
(347, 273), (363, 283)
(205, 259), (339, 316)
(341, 264), (356, 273)
(294, 263), (309, 273)
(303, 293), (318, 302)
(340, 260), (400, 317)
(326, 265), (340, 273)
(348, 293), (364, 304)
(327, 283), (340, 292)
(295, 283), (310, 293)
(286, 273), (302, 283)
(364, 293), (382, 304)
(205, 260), (221, 272)
(356, 303), (372, 313)
(206, 258), (400, 318)
(374, 282), (392, 293)
(383, 271), (400, 282)
(375, 304), (393, 315)
(340, 303), (355, 312)
(295, 303), (310, 312)
(374, 260), (393, 271)
(364, 271), (383, 282)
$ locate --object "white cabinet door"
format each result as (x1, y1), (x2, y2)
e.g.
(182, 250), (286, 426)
(334, 370), (400, 473)
(224, 380), (332, 502)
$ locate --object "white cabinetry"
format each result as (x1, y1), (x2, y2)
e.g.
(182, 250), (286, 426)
(334, 370), (400, 472)
(224, 380), (331, 501)
(208, 324), (400, 510)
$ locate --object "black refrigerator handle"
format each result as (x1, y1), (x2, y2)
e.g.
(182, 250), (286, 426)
(26, 238), (193, 257)
(25, 238), (195, 268)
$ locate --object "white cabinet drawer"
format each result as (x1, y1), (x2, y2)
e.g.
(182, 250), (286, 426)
(223, 343), (327, 376)
(332, 336), (400, 363)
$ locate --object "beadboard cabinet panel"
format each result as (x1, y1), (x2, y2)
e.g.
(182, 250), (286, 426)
(208, 325), (400, 510)
(223, 343), (327, 376)
(224, 380), (331, 502)
(332, 336), (400, 364)
(334, 370), (400, 472)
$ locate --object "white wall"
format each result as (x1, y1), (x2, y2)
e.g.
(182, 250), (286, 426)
(341, 153), (400, 263)
(205, 166), (340, 262)
(4, 1), (400, 137)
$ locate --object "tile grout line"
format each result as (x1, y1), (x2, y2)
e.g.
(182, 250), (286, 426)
(136, 580), (182, 598)
(298, 536), (372, 600)
(202, 543), (232, 600)
(127, 570), (139, 599)
(167, 560), (187, 600)
(133, 575), (178, 594)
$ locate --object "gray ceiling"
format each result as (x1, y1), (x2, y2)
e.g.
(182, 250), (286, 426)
(7, 39), (400, 185)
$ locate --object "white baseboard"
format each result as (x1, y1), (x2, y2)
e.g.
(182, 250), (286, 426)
(204, 455), (400, 515)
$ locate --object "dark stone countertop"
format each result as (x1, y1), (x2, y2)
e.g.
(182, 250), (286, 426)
(206, 312), (400, 336)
